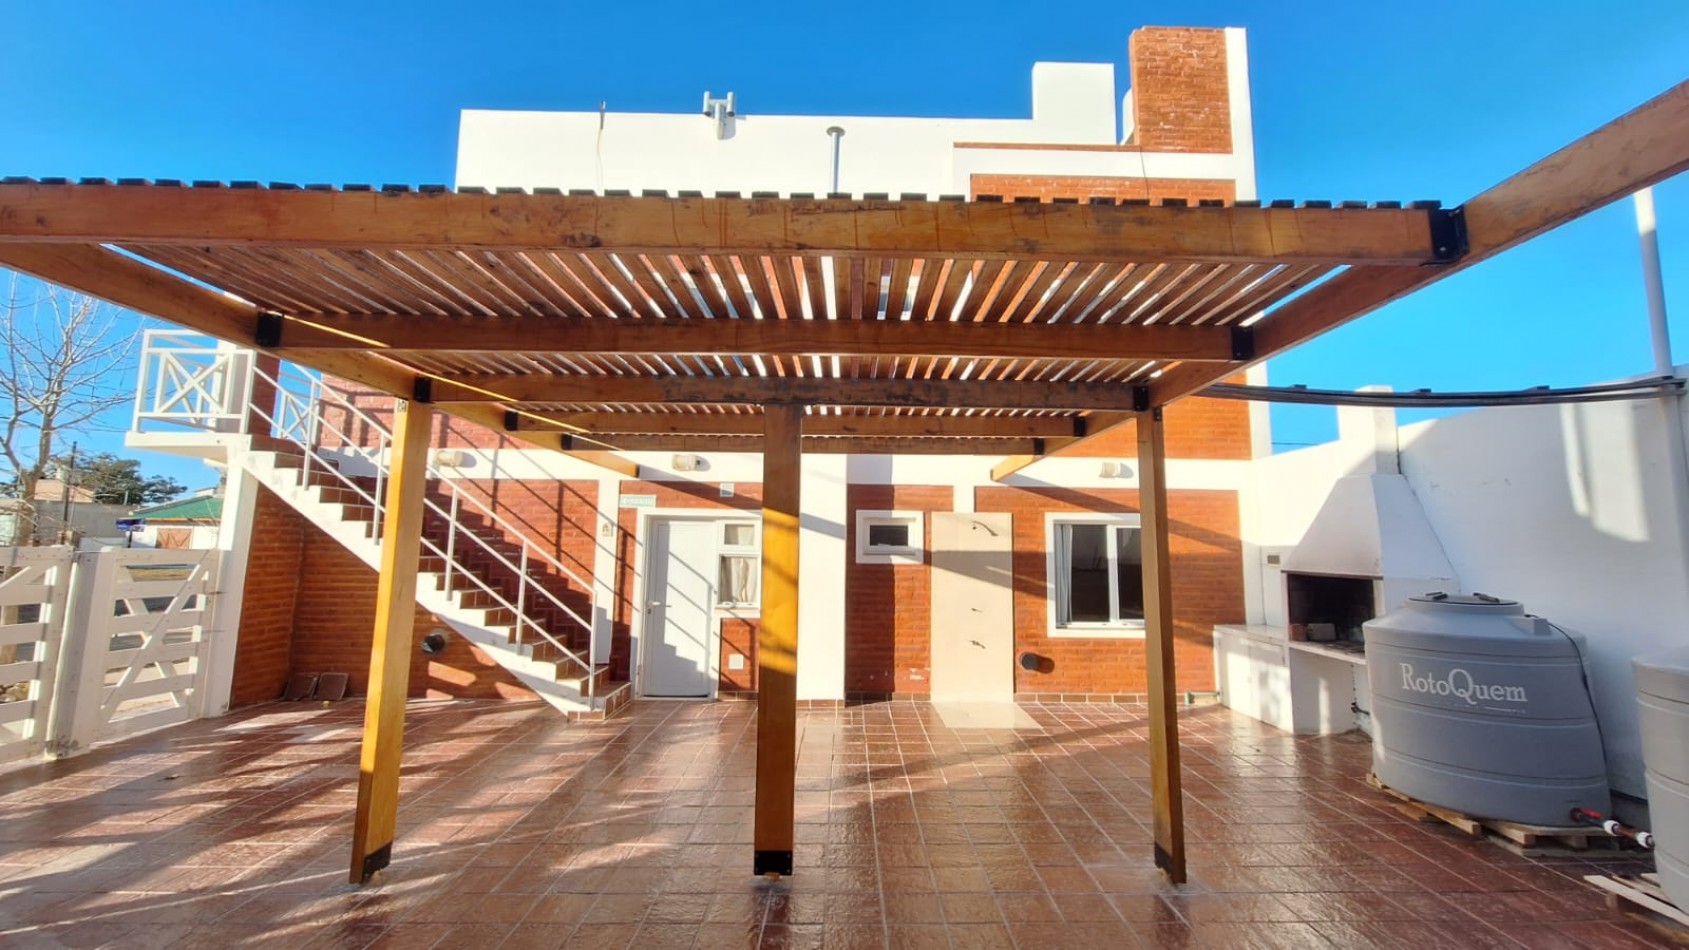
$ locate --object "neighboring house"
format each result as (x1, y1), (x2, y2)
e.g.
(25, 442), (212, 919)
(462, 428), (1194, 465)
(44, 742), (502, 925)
(128, 490), (223, 549)
(132, 26), (1272, 714)
(0, 479), (132, 547)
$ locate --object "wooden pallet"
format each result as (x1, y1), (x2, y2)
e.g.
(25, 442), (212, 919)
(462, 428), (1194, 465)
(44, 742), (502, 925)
(1366, 773), (1612, 850)
(1585, 873), (1689, 933)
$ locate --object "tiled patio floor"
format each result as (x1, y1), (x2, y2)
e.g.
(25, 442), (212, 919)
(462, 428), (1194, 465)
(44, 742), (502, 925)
(0, 699), (1674, 949)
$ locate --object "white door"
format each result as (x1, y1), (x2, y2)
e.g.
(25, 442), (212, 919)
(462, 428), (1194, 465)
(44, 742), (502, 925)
(642, 520), (716, 698)
(930, 513), (1015, 702)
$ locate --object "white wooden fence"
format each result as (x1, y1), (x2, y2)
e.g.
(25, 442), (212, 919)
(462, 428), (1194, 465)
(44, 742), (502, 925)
(0, 546), (219, 764)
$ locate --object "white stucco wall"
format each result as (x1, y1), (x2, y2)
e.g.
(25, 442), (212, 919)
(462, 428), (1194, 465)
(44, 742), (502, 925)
(456, 29), (1255, 199)
(1242, 385), (1689, 799)
(1396, 393), (1689, 799)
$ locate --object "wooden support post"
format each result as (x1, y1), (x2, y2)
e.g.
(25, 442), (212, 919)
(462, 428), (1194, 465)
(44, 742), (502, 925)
(754, 403), (802, 877)
(349, 397), (433, 884)
(1137, 407), (1186, 883)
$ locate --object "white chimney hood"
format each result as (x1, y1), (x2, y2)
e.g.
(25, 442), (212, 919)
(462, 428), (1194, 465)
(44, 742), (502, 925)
(1282, 473), (1458, 584)
(1279, 397), (1459, 609)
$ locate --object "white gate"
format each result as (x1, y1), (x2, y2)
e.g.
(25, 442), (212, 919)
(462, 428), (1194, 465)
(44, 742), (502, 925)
(46, 548), (221, 756)
(0, 547), (72, 765)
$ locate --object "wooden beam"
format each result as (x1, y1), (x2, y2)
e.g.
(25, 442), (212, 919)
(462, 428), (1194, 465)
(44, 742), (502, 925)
(0, 243), (638, 478)
(435, 374), (1143, 412)
(525, 411), (1081, 439)
(279, 313), (1239, 362)
(565, 434), (1043, 455)
(997, 78), (1689, 479)
(754, 403), (801, 877)
(989, 411), (1134, 480)
(1148, 77), (1689, 406)
(349, 397), (432, 884)
(0, 243), (416, 396)
(0, 183), (1448, 264)
(1137, 407), (1185, 884)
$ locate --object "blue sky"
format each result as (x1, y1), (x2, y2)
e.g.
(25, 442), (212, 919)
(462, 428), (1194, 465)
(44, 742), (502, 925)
(2, 0), (1685, 487)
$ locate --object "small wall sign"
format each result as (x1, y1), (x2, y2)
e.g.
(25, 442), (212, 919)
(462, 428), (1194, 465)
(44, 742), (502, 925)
(619, 494), (657, 509)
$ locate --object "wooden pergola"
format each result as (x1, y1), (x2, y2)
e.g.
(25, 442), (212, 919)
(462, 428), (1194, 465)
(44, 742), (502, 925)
(0, 80), (1681, 886)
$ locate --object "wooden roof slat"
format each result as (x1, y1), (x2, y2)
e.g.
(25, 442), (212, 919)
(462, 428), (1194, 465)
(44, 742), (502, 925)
(641, 253), (709, 320)
(981, 259), (1041, 323)
(1139, 263), (1237, 326)
(489, 251), (588, 318)
(737, 254), (779, 320)
(522, 250), (619, 317)
(1205, 263), (1335, 326)
(1003, 261), (1068, 324)
(680, 255), (730, 317)
(827, 256), (850, 326)
(906, 258), (943, 321)
(582, 252), (659, 318)
(617, 252), (688, 318)
(546, 252), (636, 318)
(768, 256), (805, 320)
(883, 257), (914, 321)
(800, 255), (829, 321)
(708, 254), (757, 320)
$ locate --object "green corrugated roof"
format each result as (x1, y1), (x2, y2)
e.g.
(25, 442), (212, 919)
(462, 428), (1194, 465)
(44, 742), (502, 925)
(130, 495), (222, 522)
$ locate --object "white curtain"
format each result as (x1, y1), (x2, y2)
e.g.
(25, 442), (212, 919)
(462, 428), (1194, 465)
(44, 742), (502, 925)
(721, 555), (757, 605)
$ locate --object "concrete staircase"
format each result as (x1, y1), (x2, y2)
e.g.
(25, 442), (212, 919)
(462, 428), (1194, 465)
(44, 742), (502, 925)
(240, 449), (631, 721)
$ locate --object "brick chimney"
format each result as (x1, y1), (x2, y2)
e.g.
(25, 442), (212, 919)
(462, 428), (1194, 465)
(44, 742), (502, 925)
(1126, 27), (1233, 152)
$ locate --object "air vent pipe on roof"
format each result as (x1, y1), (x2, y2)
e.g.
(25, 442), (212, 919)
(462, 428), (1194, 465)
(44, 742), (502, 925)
(826, 126), (845, 194)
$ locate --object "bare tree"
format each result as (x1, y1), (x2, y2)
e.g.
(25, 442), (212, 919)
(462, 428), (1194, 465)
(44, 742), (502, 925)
(0, 272), (140, 544)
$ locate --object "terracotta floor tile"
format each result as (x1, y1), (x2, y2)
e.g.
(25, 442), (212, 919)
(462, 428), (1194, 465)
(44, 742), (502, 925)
(0, 699), (1661, 949)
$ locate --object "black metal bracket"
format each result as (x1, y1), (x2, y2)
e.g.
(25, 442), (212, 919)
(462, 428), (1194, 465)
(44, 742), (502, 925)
(1131, 386), (1151, 412)
(753, 850), (793, 877)
(411, 377), (433, 404)
(1428, 206), (1469, 263)
(1032, 438), (1046, 456)
(1230, 326), (1256, 362)
(560, 435), (574, 451)
(359, 844), (391, 883)
(1071, 417), (1089, 438)
(254, 311), (284, 348)
(503, 411), (519, 432)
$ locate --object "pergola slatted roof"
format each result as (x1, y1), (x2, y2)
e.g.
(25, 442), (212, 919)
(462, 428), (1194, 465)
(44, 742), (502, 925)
(0, 182), (1455, 463)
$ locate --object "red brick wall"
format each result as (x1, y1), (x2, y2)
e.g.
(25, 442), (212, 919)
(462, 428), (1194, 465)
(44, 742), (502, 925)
(975, 486), (1242, 695)
(1070, 390), (1252, 460)
(969, 175), (1234, 204)
(229, 488), (304, 706)
(609, 480), (763, 682)
(720, 616), (759, 693)
(228, 485), (539, 705)
(844, 485), (952, 695)
(1128, 27), (1232, 153)
(286, 527), (536, 700)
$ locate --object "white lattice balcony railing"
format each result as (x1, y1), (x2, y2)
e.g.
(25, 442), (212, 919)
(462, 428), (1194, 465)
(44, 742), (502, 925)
(132, 330), (257, 435)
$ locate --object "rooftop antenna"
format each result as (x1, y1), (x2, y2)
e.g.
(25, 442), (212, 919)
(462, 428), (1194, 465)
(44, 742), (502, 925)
(702, 91), (736, 140)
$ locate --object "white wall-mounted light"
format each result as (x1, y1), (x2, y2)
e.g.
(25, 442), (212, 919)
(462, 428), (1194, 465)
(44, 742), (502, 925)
(1100, 461), (1135, 478)
(434, 449), (472, 469)
(671, 454), (707, 472)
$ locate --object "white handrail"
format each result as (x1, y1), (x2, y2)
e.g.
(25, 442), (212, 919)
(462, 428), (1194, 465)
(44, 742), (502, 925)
(248, 364), (596, 687)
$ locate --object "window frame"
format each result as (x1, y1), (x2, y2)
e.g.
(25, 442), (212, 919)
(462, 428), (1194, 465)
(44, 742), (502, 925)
(1044, 512), (1147, 638)
(715, 519), (761, 608)
(854, 509), (924, 565)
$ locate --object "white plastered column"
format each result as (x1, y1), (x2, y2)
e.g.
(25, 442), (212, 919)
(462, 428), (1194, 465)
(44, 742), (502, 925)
(203, 443), (259, 716)
(796, 454), (847, 701)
